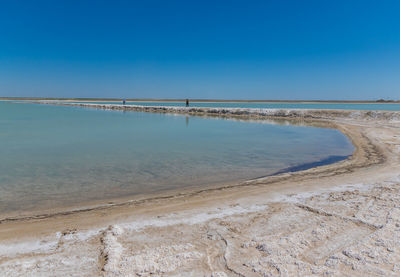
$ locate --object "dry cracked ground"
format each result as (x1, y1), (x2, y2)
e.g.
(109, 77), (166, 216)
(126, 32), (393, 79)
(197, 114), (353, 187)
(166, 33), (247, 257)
(1, 178), (400, 276)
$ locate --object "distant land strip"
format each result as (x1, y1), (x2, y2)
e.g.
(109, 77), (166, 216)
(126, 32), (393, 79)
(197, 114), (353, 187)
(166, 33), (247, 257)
(1, 97), (399, 103)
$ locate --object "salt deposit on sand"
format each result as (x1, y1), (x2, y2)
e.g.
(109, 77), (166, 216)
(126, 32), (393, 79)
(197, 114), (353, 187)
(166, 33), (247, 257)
(1, 104), (400, 276)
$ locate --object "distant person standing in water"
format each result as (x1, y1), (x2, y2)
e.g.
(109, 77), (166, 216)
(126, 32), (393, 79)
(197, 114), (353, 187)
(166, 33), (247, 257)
(185, 99), (189, 107)
(122, 98), (126, 105)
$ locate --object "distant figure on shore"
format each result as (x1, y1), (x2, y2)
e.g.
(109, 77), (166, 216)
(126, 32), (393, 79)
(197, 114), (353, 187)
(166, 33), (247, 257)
(122, 99), (126, 105)
(185, 99), (189, 107)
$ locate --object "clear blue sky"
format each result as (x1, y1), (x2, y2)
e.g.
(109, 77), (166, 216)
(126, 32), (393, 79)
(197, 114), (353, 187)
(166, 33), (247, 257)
(1, 0), (400, 100)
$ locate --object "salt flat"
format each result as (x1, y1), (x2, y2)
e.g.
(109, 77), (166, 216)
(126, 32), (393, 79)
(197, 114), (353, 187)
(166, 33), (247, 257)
(1, 104), (400, 276)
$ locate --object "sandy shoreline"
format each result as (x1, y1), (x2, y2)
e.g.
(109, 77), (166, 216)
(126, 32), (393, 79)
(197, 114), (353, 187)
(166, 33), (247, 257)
(1, 104), (400, 276)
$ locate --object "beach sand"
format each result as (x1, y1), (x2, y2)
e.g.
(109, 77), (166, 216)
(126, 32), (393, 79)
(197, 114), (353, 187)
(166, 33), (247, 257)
(1, 104), (400, 276)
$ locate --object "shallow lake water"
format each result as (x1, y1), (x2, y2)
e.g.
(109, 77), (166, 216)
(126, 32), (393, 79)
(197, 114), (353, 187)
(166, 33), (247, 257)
(0, 102), (354, 215)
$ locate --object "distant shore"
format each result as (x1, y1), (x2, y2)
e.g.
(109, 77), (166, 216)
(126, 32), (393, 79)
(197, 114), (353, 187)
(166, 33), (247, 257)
(1, 97), (399, 103)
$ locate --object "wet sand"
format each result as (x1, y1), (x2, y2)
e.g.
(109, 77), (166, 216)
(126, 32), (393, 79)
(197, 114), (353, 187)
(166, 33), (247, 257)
(1, 104), (400, 276)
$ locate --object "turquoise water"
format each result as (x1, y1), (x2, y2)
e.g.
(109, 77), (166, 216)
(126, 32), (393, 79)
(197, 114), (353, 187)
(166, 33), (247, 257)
(60, 101), (400, 111)
(0, 102), (354, 215)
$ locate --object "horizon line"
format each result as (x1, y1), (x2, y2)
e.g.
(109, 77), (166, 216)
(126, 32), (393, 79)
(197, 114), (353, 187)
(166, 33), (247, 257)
(1, 97), (399, 103)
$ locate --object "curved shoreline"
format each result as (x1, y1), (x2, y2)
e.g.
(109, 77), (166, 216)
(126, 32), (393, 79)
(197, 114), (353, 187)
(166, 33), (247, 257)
(0, 103), (388, 223)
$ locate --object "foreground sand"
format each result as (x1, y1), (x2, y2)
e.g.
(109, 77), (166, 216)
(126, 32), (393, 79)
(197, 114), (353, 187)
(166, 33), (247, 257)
(1, 104), (400, 276)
